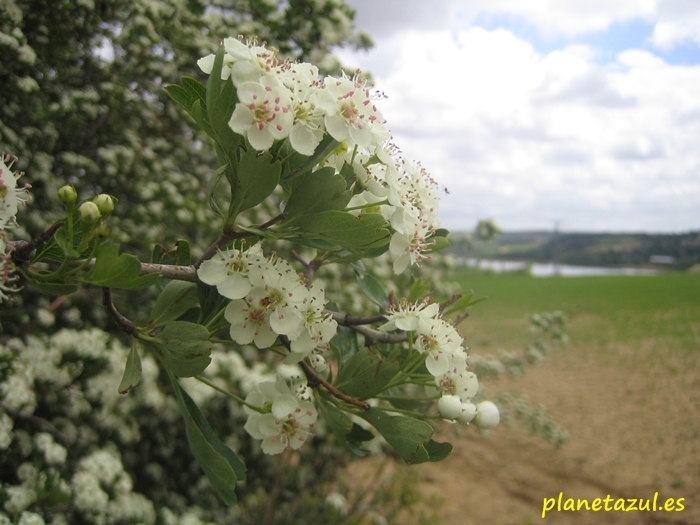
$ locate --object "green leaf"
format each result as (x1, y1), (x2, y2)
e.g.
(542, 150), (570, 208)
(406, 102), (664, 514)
(317, 397), (352, 437)
(442, 292), (488, 316)
(172, 379), (246, 504)
(328, 243), (391, 264)
(53, 225), (80, 258)
(82, 242), (161, 290)
(300, 211), (390, 248)
(151, 240), (192, 268)
(190, 99), (215, 138)
(358, 409), (449, 464)
(423, 440), (453, 462)
(197, 281), (229, 326)
(29, 281), (79, 297)
(181, 77), (207, 106)
(211, 73), (237, 137)
(282, 134), (340, 181)
(165, 84), (195, 113)
(234, 149), (280, 214)
(330, 326), (359, 366)
(317, 398), (373, 456)
(160, 321), (212, 377)
(333, 348), (400, 399)
(205, 45), (225, 124)
(408, 277), (430, 303)
(283, 167), (350, 222)
(355, 270), (389, 309)
(118, 344), (142, 394)
(151, 281), (199, 328)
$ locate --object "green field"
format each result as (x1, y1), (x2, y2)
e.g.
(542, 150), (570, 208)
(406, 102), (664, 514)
(448, 270), (700, 357)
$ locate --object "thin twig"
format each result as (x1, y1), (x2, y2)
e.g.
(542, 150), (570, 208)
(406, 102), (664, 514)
(327, 311), (407, 345)
(10, 221), (65, 264)
(102, 287), (136, 334)
(329, 311), (387, 326)
(278, 337), (370, 410)
(140, 262), (198, 282)
(453, 312), (469, 327)
(298, 360), (370, 410)
(290, 250), (321, 286)
(439, 293), (462, 313)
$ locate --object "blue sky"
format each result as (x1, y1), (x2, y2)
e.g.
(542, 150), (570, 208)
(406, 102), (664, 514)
(466, 14), (700, 66)
(340, 0), (700, 232)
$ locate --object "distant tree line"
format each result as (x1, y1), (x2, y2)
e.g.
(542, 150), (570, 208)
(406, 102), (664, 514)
(449, 231), (700, 269)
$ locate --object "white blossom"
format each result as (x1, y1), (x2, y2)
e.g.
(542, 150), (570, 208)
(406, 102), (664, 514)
(0, 154), (30, 227)
(34, 432), (67, 466)
(380, 299), (439, 334)
(3, 485), (36, 514)
(197, 244), (263, 300)
(415, 318), (463, 376)
(243, 378), (317, 454)
(229, 76), (294, 151)
(17, 512), (45, 525)
(0, 410), (12, 449)
(318, 74), (386, 147)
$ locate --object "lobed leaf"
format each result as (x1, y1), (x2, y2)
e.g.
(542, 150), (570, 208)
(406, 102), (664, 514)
(82, 242), (161, 290)
(159, 321), (212, 377)
(358, 409), (452, 464)
(150, 281), (199, 328)
(333, 348), (400, 399)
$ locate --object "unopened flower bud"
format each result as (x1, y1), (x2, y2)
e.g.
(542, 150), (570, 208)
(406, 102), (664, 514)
(309, 354), (327, 372)
(58, 185), (77, 206)
(79, 201), (101, 224)
(437, 395), (462, 420)
(93, 194), (115, 215)
(94, 223), (110, 237)
(474, 400), (500, 430)
(456, 402), (477, 424)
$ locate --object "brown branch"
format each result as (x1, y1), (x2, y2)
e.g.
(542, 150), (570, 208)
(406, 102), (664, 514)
(298, 360), (370, 411)
(102, 287), (136, 334)
(326, 311), (407, 345)
(278, 336), (370, 410)
(140, 262), (198, 282)
(453, 311), (469, 327)
(439, 293), (462, 313)
(291, 250), (322, 286)
(329, 311), (387, 326)
(10, 221), (65, 264)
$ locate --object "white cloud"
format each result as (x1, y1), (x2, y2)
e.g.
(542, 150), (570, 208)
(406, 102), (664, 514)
(336, 23), (700, 232)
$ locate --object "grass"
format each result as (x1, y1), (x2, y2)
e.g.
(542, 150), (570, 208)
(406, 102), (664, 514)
(447, 269), (700, 357)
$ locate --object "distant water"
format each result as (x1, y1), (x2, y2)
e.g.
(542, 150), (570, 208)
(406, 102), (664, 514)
(458, 258), (660, 277)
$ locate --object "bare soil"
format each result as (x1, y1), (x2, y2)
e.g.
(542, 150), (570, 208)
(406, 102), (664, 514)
(410, 334), (700, 525)
(350, 317), (700, 525)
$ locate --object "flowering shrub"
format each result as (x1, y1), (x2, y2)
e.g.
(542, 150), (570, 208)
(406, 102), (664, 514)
(1, 38), (501, 518)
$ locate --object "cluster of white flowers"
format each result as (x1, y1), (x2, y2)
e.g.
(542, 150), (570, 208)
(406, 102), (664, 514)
(198, 243), (337, 366)
(198, 37), (388, 154)
(197, 39), (441, 274)
(243, 377), (318, 455)
(381, 299), (499, 429)
(71, 448), (156, 524)
(0, 154), (30, 302)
